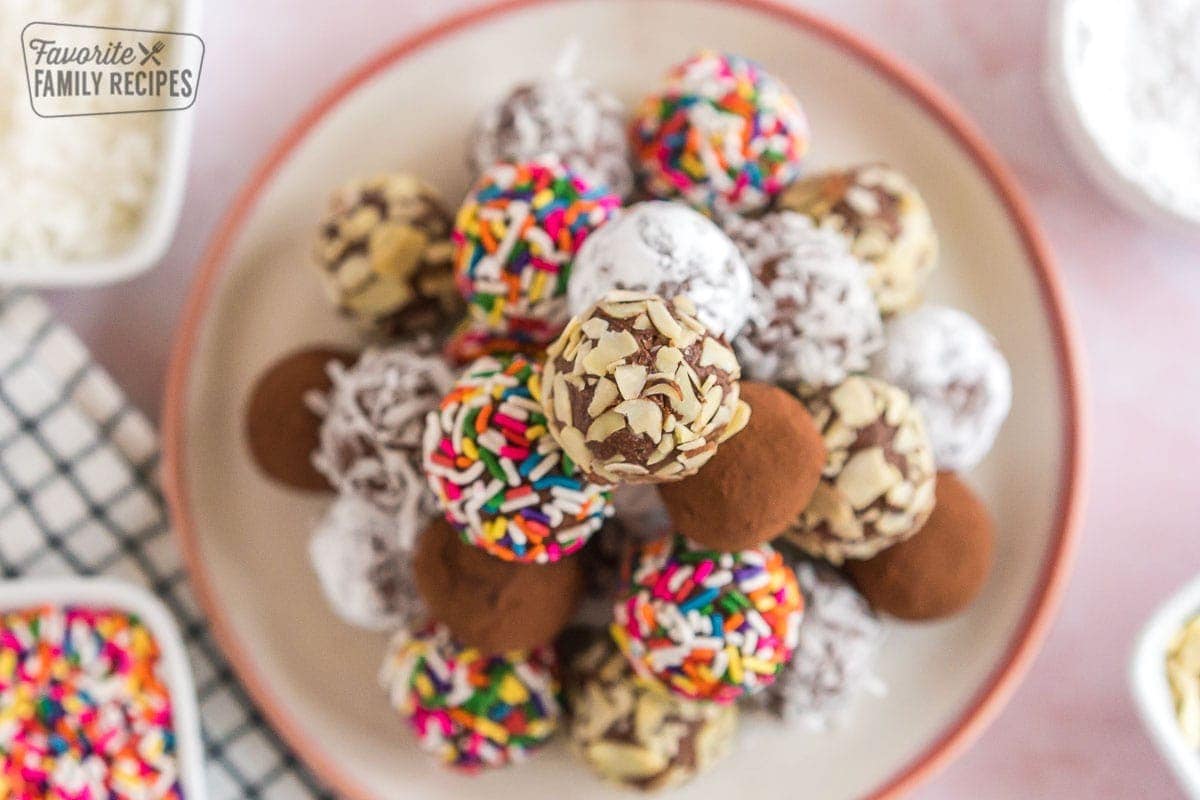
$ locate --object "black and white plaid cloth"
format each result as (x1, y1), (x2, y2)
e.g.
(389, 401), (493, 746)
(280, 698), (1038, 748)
(0, 291), (334, 800)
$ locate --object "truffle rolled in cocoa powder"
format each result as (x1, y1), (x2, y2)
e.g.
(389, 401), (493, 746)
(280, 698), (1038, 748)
(658, 381), (826, 551)
(413, 518), (585, 654)
(244, 347), (355, 492)
(847, 472), (994, 621)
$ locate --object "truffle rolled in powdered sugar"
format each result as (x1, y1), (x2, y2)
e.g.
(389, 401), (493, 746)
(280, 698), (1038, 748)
(309, 494), (425, 631)
(747, 558), (885, 728)
(869, 305), (1011, 471)
(567, 202), (753, 340)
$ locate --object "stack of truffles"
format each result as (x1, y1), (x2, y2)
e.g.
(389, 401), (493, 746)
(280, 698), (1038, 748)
(245, 49), (1012, 789)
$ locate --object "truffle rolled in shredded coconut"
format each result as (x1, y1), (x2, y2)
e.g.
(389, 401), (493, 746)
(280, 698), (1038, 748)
(309, 495), (425, 631)
(869, 305), (1012, 471)
(748, 558), (885, 728)
(468, 76), (633, 197)
(308, 343), (454, 547)
(725, 212), (883, 387)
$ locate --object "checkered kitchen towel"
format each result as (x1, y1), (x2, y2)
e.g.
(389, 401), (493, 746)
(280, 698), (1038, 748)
(0, 291), (333, 800)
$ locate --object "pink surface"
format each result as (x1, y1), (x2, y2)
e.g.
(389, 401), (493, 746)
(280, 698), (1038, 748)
(42, 1), (1198, 797)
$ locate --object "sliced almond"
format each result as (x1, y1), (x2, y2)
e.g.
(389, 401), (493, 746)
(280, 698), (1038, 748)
(553, 375), (573, 425)
(581, 316), (611, 339)
(644, 381), (683, 402)
(655, 347), (683, 374)
(606, 462), (651, 476)
(699, 337), (739, 373)
(647, 299), (683, 341)
(582, 330), (640, 375)
(836, 447), (900, 509)
(616, 399), (663, 443)
(587, 377), (620, 417)
(586, 411), (626, 442)
(614, 364), (648, 400)
(719, 400), (751, 442)
(599, 301), (648, 319)
(556, 425), (590, 468)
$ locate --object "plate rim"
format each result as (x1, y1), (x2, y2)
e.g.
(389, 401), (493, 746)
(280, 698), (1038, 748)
(161, 1), (1089, 797)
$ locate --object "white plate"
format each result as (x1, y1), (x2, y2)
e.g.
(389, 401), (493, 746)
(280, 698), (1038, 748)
(1131, 574), (1200, 798)
(0, 578), (207, 800)
(163, 1), (1086, 798)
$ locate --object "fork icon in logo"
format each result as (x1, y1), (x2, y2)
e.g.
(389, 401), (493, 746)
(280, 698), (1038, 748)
(138, 40), (165, 66)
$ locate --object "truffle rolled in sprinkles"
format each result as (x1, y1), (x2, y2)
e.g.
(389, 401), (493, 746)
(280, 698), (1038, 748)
(631, 50), (810, 216)
(452, 158), (621, 344)
(380, 622), (559, 771)
(611, 535), (804, 703)
(422, 353), (612, 563)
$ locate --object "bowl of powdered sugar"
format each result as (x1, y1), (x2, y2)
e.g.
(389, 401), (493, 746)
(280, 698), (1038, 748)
(0, 0), (200, 285)
(1048, 0), (1200, 231)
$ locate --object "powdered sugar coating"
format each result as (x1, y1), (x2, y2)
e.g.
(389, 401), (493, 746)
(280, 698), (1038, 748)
(567, 202), (753, 338)
(725, 212), (883, 386)
(308, 343), (455, 547)
(870, 305), (1012, 471)
(468, 77), (633, 197)
(309, 495), (425, 631)
(748, 559), (885, 728)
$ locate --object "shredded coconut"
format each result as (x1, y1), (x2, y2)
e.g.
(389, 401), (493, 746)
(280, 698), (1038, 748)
(1062, 0), (1200, 219)
(0, 0), (172, 263)
(307, 342), (454, 549)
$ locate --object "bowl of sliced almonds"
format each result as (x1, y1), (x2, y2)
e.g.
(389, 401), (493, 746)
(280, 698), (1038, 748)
(1131, 573), (1200, 798)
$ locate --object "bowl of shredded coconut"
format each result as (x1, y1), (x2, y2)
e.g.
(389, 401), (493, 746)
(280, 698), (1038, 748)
(1047, 0), (1200, 231)
(0, 0), (199, 285)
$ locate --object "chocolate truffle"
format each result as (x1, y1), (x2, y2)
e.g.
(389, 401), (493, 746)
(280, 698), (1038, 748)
(631, 51), (809, 216)
(421, 353), (612, 563)
(577, 516), (668, 601)
(748, 557), (885, 728)
(380, 622), (559, 771)
(567, 201), (753, 339)
(565, 636), (738, 792)
(413, 517), (585, 653)
(658, 381), (825, 551)
(612, 535), (803, 703)
(452, 158), (620, 345)
(724, 212), (884, 386)
(309, 343), (454, 547)
(468, 76), (633, 197)
(312, 174), (462, 335)
(775, 164), (937, 314)
(847, 472), (994, 620)
(308, 495), (424, 631)
(784, 376), (936, 564)
(245, 346), (354, 491)
(869, 305), (1012, 471)
(542, 292), (750, 485)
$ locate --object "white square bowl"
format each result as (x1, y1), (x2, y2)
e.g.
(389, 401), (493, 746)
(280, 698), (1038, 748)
(1130, 573), (1200, 798)
(0, 0), (202, 287)
(0, 577), (207, 799)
